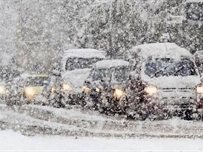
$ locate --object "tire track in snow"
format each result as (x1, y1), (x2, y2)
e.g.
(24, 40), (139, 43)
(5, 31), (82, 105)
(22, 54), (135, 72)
(1, 104), (203, 139)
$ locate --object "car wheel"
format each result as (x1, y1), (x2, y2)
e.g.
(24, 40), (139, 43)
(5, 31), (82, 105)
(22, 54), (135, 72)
(184, 109), (193, 120)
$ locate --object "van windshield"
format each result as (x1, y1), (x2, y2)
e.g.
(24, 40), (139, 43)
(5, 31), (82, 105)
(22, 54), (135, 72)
(66, 57), (102, 71)
(145, 58), (197, 78)
(91, 66), (128, 82)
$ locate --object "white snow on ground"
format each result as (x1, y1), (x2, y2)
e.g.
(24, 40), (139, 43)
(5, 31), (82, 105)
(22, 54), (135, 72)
(1, 104), (203, 138)
(1, 104), (203, 151)
(0, 105), (203, 139)
(0, 130), (203, 151)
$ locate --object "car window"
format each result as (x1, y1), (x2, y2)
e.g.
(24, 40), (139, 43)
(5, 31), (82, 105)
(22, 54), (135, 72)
(90, 66), (129, 82)
(65, 57), (102, 71)
(145, 58), (197, 78)
(91, 69), (111, 81)
(113, 67), (129, 82)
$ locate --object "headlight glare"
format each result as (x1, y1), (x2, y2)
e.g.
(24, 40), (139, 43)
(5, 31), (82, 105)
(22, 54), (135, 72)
(51, 87), (56, 93)
(62, 84), (72, 91)
(82, 86), (91, 94)
(25, 87), (35, 96)
(96, 88), (100, 92)
(197, 86), (203, 94)
(145, 86), (158, 95)
(0, 86), (5, 94)
(114, 89), (125, 99)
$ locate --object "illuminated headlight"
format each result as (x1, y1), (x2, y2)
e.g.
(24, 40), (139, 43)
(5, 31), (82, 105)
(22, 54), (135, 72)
(0, 86), (5, 94)
(25, 87), (35, 96)
(113, 89), (125, 99)
(145, 86), (158, 95)
(96, 88), (101, 92)
(82, 86), (91, 94)
(62, 84), (72, 91)
(51, 87), (56, 93)
(197, 86), (203, 94)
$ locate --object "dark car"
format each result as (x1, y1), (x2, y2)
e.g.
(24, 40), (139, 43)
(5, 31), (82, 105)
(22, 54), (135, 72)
(82, 59), (130, 114)
(0, 66), (21, 104)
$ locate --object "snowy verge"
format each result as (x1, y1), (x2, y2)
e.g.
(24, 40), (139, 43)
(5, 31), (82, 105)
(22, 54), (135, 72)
(1, 130), (203, 151)
(0, 104), (203, 138)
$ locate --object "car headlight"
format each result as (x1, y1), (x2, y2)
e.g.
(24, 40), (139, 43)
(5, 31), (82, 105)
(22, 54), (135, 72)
(82, 86), (91, 94)
(51, 87), (56, 93)
(25, 87), (35, 96)
(145, 85), (158, 95)
(62, 84), (72, 91)
(96, 86), (103, 92)
(197, 86), (203, 94)
(96, 88), (100, 92)
(113, 89), (125, 99)
(0, 86), (5, 94)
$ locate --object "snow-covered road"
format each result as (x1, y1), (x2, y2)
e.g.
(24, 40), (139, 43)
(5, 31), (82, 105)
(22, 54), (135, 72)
(1, 104), (203, 139)
(1, 104), (203, 151)
(1, 130), (203, 151)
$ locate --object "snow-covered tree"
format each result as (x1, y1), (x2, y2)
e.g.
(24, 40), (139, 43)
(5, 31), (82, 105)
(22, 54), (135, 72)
(83, 0), (203, 57)
(15, 0), (96, 73)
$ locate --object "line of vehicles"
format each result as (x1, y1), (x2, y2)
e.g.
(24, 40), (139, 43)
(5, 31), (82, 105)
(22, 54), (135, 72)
(1, 43), (203, 120)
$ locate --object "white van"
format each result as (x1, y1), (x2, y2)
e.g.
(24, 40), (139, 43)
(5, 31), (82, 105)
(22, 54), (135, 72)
(61, 49), (105, 94)
(127, 43), (203, 119)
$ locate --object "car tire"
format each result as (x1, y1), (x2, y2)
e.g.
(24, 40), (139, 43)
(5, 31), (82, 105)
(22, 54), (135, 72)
(184, 109), (193, 120)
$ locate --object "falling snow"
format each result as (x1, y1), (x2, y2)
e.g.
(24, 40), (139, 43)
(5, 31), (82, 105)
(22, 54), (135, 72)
(1, 0), (203, 151)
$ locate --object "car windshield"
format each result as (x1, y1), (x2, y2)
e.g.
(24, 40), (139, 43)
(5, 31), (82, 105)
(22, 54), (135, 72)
(145, 58), (197, 78)
(91, 66), (129, 82)
(66, 57), (102, 71)
(26, 77), (48, 86)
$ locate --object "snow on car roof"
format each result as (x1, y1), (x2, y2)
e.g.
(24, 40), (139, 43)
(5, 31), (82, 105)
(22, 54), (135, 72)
(186, 0), (203, 3)
(94, 59), (129, 69)
(63, 49), (105, 59)
(129, 43), (193, 59)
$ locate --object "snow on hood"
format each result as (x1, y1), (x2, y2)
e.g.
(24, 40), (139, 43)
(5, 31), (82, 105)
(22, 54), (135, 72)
(129, 43), (193, 60)
(62, 68), (91, 88)
(142, 75), (201, 88)
(63, 49), (106, 59)
(94, 59), (129, 69)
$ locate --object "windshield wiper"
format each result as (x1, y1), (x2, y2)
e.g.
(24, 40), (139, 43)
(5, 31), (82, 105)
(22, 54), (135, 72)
(170, 66), (184, 76)
(150, 65), (170, 78)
